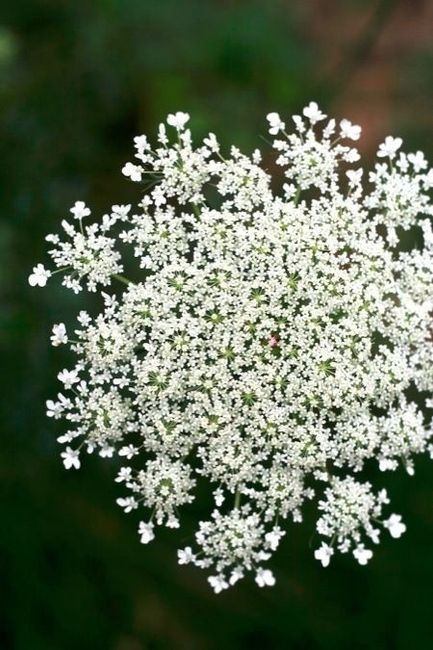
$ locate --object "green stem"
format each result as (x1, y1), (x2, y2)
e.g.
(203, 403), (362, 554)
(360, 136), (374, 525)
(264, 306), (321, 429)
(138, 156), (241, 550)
(192, 203), (201, 218)
(112, 274), (134, 286)
(293, 187), (302, 206)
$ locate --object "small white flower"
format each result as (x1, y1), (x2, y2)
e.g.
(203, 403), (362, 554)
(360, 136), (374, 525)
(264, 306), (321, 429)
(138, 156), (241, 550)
(57, 369), (79, 389)
(265, 527), (285, 551)
(45, 233), (60, 244)
(158, 123), (168, 144)
(133, 135), (149, 151)
(167, 112), (190, 129)
(346, 168), (363, 186)
(152, 186), (166, 207)
(77, 310), (91, 326)
(50, 323), (68, 347)
(177, 546), (195, 565)
(115, 467), (132, 483)
(377, 136), (402, 159)
(340, 118), (361, 141)
(353, 545), (373, 565)
(213, 488), (225, 507)
(166, 515), (180, 528)
(208, 574), (229, 594)
(122, 162), (143, 182)
(378, 489), (390, 505)
(379, 458), (396, 471)
(28, 263), (51, 287)
(116, 496), (138, 513)
(408, 151), (427, 172)
(119, 445), (138, 459)
(314, 542), (334, 567)
(406, 463), (415, 476)
(138, 521), (155, 544)
(383, 514), (406, 538)
(111, 204), (131, 220)
(423, 168), (433, 189)
(292, 114), (305, 132)
(203, 133), (219, 152)
(57, 432), (75, 444)
(46, 399), (63, 418)
(323, 118), (336, 139)
(255, 568), (275, 587)
(70, 201), (91, 220)
(302, 101), (326, 124)
(344, 148), (361, 163)
(229, 567), (244, 585)
(99, 445), (115, 458)
(61, 446), (80, 470)
(266, 112), (285, 135)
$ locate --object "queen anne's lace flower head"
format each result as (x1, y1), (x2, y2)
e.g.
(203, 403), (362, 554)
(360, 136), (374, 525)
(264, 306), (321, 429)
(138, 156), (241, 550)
(29, 104), (433, 591)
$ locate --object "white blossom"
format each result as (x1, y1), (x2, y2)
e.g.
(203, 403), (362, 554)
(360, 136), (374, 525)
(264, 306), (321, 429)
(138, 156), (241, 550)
(46, 396), (68, 419)
(265, 527), (285, 551)
(177, 546), (195, 565)
(57, 369), (79, 389)
(229, 567), (244, 585)
(383, 514), (406, 538)
(167, 111), (190, 129)
(266, 112), (285, 135)
(314, 542), (334, 567)
(119, 444), (138, 459)
(70, 201), (91, 220)
(28, 263), (51, 287)
(340, 118), (361, 141)
(61, 446), (80, 470)
(208, 574), (229, 594)
(346, 168), (363, 186)
(122, 162), (143, 182)
(303, 101), (326, 124)
(353, 545), (373, 565)
(50, 323), (67, 346)
(255, 568), (275, 587)
(377, 136), (403, 159)
(203, 132), (219, 152)
(115, 467), (133, 483)
(138, 521), (155, 544)
(31, 105), (433, 591)
(116, 496), (138, 513)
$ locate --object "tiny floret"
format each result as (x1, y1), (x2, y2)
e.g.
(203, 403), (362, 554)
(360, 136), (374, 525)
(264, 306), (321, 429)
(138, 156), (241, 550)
(57, 369), (79, 389)
(302, 101), (326, 124)
(340, 118), (361, 141)
(28, 263), (51, 287)
(167, 111), (190, 129)
(384, 514), (406, 539)
(266, 112), (285, 135)
(314, 543), (334, 567)
(138, 521), (155, 544)
(208, 575), (229, 594)
(122, 162), (143, 182)
(255, 568), (275, 587)
(377, 136), (403, 159)
(177, 546), (195, 565)
(50, 323), (68, 347)
(61, 447), (80, 470)
(70, 201), (91, 220)
(353, 545), (373, 565)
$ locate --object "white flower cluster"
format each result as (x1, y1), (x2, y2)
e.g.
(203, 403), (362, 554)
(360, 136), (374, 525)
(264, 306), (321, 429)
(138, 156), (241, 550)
(29, 105), (433, 591)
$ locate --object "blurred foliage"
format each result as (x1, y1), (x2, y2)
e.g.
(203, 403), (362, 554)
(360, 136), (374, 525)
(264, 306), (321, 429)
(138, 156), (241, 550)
(1, 0), (433, 648)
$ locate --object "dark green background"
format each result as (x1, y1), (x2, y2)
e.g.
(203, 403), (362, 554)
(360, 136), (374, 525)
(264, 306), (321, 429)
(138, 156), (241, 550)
(2, 1), (433, 648)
